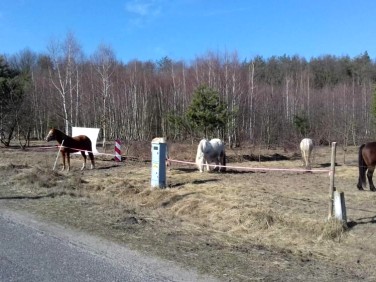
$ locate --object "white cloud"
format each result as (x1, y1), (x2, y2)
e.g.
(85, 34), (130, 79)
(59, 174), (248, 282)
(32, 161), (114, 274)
(124, 0), (164, 30)
(125, 0), (161, 17)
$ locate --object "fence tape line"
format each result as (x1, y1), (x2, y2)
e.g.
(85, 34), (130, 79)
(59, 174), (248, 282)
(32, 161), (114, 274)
(168, 158), (331, 173)
(29, 145), (60, 150)
(37, 144), (333, 173)
(54, 145), (118, 158)
(34, 144), (129, 159)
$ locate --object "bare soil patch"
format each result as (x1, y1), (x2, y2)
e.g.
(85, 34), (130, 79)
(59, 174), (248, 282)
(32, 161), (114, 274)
(0, 142), (375, 281)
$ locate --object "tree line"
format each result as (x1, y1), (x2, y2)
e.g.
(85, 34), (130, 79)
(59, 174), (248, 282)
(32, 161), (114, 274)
(1, 33), (376, 148)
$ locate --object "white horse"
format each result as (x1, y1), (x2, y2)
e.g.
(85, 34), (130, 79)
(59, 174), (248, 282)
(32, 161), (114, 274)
(195, 138), (226, 172)
(300, 138), (314, 169)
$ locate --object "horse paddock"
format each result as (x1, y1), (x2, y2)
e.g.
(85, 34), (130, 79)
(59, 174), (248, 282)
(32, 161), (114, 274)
(0, 141), (375, 281)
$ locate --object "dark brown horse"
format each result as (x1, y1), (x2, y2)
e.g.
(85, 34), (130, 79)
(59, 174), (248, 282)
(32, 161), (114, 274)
(357, 142), (376, 191)
(45, 128), (95, 171)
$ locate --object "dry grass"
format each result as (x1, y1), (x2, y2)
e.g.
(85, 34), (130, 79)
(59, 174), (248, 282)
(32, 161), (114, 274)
(319, 219), (348, 241)
(0, 142), (375, 280)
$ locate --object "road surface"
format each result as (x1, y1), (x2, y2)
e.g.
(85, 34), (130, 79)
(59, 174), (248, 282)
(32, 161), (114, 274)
(0, 209), (218, 282)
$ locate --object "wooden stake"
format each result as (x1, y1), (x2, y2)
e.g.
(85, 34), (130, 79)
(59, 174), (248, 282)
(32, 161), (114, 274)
(53, 140), (64, 171)
(334, 191), (347, 224)
(328, 142), (337, 219)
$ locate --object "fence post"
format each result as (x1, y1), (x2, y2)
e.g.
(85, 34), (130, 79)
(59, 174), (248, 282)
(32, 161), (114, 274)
(151, 138), (167, 189)
(334, 191), (347, 224)
(328, 142), (337, 219)
(53, 139), (64, 171)
(114, 139), (122, 162)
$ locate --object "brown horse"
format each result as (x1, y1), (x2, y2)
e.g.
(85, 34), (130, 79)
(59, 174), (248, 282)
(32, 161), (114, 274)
(357, 142), (376, 191)
(45, 128), (95, 171)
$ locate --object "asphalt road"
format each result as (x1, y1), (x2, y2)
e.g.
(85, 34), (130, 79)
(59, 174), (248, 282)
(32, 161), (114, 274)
(0, 209), (218, 282)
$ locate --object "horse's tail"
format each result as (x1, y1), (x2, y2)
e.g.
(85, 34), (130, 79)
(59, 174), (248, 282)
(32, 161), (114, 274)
(196, 139), (205, 172)
(358, 143), (366, 189)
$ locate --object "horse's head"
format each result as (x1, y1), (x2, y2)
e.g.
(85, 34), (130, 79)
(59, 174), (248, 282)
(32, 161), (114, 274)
(45, 128), (56, 142)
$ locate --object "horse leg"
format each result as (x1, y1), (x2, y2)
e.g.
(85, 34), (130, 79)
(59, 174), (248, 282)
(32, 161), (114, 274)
(367, 167), (376, 191)
(307, 151), (312, 170)
(357, 177), (365, 190)
(61, 152), (66, 171)
(89, 152), (95, 169)
(80, 151), (87, 170)
(199, 164), (203, 172)
(307, 155), (311, 170)
(67, 153), (71, 171)
(304, 155), (309, 169)
(205, 159), (210, 172)
(357, 145), (367, 190)
(213, 159), (219, 172)
(357, 167), (366, 190)
(220, 152), (226, 172)
(301, 150), (306, 167)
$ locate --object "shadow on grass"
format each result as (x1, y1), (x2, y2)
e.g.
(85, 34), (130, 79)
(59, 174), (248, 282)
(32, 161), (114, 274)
(235, 153), (291, 162)
(0, 191), (76, 200)
(224, 169), (257, 174)
(168, 178), (220, 188)
(161, 192), (197, 207)
(319, 162), (340, 168)
(171, 167), (259, 174)
(348, 214), (376, 228)
(192, 179), (219, 185)
(96, 165), (123, 170)
(171, 167), (197, 173)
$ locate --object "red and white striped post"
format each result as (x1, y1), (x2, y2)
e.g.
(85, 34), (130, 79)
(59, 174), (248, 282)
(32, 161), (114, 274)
(114, 139), (122, 162)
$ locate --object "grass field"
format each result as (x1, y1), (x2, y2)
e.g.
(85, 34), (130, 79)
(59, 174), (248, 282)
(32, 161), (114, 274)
(0, 141), (375, 281)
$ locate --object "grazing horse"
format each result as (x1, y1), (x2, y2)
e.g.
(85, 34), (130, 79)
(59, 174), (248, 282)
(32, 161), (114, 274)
(300, 138), (313, 169)
(45, 128), (95, 171)
(357, 142), (376, 191)
(195, 138), (226, 172)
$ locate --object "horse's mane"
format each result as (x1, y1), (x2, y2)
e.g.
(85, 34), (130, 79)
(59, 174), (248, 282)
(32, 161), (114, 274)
(49, 128), (68, 144)
(48, 128), (92, 151)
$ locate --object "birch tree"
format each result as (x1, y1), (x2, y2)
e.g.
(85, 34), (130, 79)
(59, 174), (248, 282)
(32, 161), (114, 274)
(92, 44), (116, 148)
(47, 33), (82, 134)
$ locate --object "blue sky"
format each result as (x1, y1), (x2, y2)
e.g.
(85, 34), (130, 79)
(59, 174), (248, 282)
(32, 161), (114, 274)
(1, 0), (376, 63)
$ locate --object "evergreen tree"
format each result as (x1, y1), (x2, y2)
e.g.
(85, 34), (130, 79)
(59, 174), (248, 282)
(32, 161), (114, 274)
(186, 85), (228, 138)
(293, 113), (310, 137)
(0, 56), (28, 146)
